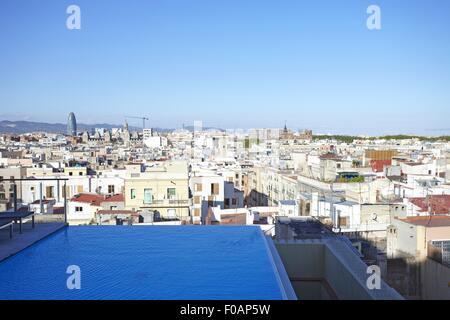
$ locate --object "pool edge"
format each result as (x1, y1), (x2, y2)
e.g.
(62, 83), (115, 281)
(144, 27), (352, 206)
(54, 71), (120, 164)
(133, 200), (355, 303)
(260, 231), (297, 300)
(0, 223), (68, 263)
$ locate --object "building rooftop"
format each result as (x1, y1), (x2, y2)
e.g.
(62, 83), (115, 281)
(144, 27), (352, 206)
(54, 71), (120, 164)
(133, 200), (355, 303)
(96, 210), (137, 216)
(70, 193), (125, 206)
(70, 193), (105, 206)
(409, 195), (450, 214)
(400, 215), (450, 227)
(102, 194), (124, 202)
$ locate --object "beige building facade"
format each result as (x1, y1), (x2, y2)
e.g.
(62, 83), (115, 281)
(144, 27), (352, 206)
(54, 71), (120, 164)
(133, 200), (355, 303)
(124, 161), (190, 220)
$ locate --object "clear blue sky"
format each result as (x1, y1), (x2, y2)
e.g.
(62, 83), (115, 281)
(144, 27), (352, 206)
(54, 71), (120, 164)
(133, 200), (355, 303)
(1, 0), (450, 135)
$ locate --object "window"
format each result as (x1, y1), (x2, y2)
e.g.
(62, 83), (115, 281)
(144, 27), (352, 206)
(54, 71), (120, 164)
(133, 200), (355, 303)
(208, 196), (214, 207)
(45, 186), (54, 198)
(194, 208), (200, 217)
(194, 196), (201, 204)
(79, 172), (83, 176)
(167, 188), (176, 199)
(75, 206), (83, 212)
(108, 185), (115, 194)
(130, 189), (136, 199)
(144, 188), (153, 204)
(77, 185), (83, 193)
(339, 217), (348, 228)
(194, 183), (202, 192)
(224, 198), (230, 208)
(232, 198), (237, 205)
(211, 183), (219, 195)
(69, 172), (73, 176)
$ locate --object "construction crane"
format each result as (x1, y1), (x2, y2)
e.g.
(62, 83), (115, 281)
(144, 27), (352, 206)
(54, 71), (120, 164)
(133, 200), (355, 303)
(125, 116), (149, 130)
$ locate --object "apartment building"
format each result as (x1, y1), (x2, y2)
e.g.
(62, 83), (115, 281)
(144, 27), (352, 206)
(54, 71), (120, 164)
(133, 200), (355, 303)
(307, 153), (353, 181)
(20, 172), (125, 205)
(386, 216), (450, 299)
(67, 193), (105, 225)
(124, 160), (190, 220)
(64, 166), (88, 177)
(0, 166), (27, 209)
(190, 174), (225, 224)
(247, 166), (299, 207)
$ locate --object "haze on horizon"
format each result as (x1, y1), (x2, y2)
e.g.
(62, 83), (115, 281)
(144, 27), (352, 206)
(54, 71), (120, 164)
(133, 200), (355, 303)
(1, 0), (450, 136)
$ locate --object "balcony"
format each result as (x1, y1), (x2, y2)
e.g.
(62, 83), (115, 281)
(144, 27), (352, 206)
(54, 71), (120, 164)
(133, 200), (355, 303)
(141, 199), (191, 208)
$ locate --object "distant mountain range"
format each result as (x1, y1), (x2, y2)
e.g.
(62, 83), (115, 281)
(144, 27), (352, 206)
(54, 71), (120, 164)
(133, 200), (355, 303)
(0, 120), (141, 134)
(0, 120), (223, 134)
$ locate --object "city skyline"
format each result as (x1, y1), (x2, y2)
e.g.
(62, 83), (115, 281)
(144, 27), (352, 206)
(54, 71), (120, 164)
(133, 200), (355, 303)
(1, 0), (450, 305)
(1, 0), (450, 135)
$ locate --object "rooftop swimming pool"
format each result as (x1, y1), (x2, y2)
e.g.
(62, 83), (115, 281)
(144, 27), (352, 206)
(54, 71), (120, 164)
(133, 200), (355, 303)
(0, 226), (287, 300)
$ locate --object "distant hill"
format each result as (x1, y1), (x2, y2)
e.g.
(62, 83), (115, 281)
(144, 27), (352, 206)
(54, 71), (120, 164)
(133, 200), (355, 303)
(0, 120), (141, 134)
(313, 134), (450, 143)
(182, 125), (225, 132)
(0, 120), (224, 135)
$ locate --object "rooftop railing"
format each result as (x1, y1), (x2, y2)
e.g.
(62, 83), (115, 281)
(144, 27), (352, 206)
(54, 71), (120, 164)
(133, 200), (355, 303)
(428, 240), (450, 267)
(142, 199), (191, 207)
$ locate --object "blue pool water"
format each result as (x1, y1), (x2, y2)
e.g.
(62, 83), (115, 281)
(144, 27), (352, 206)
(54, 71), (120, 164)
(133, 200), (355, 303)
(0, 226), (285, 300)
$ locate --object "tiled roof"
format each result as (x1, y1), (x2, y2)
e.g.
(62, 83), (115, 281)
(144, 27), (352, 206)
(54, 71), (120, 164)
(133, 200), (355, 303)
(409, 195), (450, 215)
(401, 215), (450, 227)
(220, 213), (247, 225)
(319, 152), (342, 160)
(370, 159), (391, 172)
(31, 199), (53, 204)
(102, 194), (124, 202)
(70, 193), (125, 206)
(70, 193), (105, 206)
